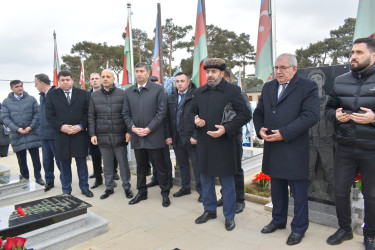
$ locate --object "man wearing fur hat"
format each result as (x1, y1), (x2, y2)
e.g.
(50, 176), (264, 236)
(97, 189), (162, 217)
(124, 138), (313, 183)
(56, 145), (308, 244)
(192, 58), (251, 231)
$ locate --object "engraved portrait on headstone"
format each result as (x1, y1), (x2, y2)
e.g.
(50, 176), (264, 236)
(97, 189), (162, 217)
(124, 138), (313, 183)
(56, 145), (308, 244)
(298, 65), (349, 204)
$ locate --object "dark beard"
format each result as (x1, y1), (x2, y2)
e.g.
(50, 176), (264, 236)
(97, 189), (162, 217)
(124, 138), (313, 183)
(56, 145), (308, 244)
(350, 57), (371, 72)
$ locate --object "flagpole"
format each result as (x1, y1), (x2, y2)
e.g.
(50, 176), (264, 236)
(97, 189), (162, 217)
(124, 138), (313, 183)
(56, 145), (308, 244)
(127, 3), (135, 83)
(157, 3), (164, 85)
(271, 0), (276, 73)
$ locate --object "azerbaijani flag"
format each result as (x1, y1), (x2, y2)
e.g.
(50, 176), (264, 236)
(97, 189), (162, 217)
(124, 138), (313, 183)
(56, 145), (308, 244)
(353, 0), (375, 40)
(255, 0), (273, 83)
(192, 0), (208, 88)
(53, 31), (60, 87)
(122, 18), (132, 86)
(79, 61), (85, 90)
(152, 12), (162, 82)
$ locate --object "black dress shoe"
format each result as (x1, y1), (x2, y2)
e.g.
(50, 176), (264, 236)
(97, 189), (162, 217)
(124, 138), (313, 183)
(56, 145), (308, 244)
(89, 173), (95, 179)
(146, 180), (158, 188)
(90, 180), (103, 189)
(195, 211), (217, 224)
(113, 172), (120, 180)
(128, 193), (147, 205)
(225, 219), (235, 231)
(44, 183), (54, 192)
(326, 228), (353, 245)
(162, 196), (170, 207)
(36, 178), (45, 186)
(286, 232), (304, 245)
(100, 189), (114, 199)
(125, 189), (134, 199)
(173, 188), (191, 197)
(197, 195), (202, 203)
(81, 189), (94, 198)
(364, 237), (375, 250)
(217, 197), (223, 207)
(235, 202), (245, 214)
(261, 222), (286, 233)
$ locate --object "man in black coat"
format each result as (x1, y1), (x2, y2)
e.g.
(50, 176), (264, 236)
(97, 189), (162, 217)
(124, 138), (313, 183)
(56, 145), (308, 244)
(123, 62), (170, 207)
(192, 58), (251, 231)
(89, 69), (133, 200)
(253, 53), (319, 245)
(45, 70), (93, 198)
(325, 37), (375, 249)
(34, 73), (61, 191)
(165, 72), (202, 200)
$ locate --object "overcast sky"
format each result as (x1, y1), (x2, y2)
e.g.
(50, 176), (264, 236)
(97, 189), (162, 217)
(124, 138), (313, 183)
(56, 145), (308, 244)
(0, 0), (358, 101)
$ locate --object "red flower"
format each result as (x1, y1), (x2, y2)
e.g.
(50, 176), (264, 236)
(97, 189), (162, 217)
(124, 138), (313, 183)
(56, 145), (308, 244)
(17, 206), (22, 214)
(355, 174), (362, 182)
(3, 237), (26, 250)
(20, 211), (26, 217)
(0, 238), (2, 248)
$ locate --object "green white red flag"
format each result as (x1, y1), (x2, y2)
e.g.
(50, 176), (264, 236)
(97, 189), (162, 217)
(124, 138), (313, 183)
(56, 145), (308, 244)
(353, 0), (375, 40)
(122, 18), (132, 85)
(53, 31), (60, 87)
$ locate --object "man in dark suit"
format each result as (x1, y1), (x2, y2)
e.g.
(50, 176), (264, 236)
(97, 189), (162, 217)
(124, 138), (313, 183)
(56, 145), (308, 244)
(253, 53), (319, 245)
(165, 72), (202, 201)
(192, 58), (251, 231)
(45, 70), (93, 197)
(123, 62), (170, 207)
(34, 73), (61, 191)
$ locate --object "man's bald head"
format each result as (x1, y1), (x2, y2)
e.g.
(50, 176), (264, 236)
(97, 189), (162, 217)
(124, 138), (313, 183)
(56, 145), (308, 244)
(101, 69), (115, 89)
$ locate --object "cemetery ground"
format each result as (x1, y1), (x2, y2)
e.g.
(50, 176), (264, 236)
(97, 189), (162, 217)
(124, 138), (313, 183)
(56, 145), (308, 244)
(0, 149), (365, 250)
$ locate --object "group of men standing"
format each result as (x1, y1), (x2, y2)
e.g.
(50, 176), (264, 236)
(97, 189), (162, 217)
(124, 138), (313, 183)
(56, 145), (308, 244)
(2, 37), (375, 249)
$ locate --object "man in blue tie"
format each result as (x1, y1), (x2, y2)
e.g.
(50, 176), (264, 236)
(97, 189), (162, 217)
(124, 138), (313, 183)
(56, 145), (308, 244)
(165, 72), (202, 201)
(253, 53), (319, 245)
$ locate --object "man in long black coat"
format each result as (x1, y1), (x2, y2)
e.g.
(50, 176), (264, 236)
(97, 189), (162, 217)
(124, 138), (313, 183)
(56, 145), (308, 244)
(192, 58), (251, 231)
(253, 53), (319, 245)
(45, 70), (93, 198)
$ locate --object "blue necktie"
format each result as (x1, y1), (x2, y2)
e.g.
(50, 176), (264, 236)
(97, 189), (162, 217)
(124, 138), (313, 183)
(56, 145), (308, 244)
(178, 93), (185, 105)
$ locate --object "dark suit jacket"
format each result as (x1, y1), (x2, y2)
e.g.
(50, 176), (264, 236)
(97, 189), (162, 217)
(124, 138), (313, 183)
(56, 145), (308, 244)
(45, 87), (89, 160)
(253, 73), (319, 180)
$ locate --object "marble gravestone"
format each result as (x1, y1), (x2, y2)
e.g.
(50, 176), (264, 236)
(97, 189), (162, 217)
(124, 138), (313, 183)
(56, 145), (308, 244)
(0, 194), (91, 238)
(288, 65), (360, 229)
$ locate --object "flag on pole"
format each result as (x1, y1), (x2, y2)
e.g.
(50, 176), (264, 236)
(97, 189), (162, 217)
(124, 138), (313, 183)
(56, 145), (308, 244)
(53, 31), (60, 87)
(237, 70), (242, 89)
(80, 61), (85, 90)
(152, 4), (164, 84)
(353, 0), (375, 40)
(255, 0), (273, 83)
(122, 17), (132, 86)
(192, 0), (208, 88)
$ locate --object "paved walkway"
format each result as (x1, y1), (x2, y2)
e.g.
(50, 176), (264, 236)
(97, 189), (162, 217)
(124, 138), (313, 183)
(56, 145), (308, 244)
(0, 150), (365, 250)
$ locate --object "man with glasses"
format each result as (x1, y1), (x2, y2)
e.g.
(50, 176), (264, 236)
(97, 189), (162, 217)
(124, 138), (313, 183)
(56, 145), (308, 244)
(253, 53), (319, 245)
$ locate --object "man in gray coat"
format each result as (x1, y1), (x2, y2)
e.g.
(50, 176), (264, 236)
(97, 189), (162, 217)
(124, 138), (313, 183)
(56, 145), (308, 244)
(89, 69), (133, 200)
(123, 62), (171, 207)
(2, 80), (45, 186)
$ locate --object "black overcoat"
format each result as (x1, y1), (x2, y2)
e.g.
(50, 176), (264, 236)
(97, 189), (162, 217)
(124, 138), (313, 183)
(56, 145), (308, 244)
(253, 74), (319, 180)
(45, 87), (89, 160)
(192, 79), (251, 177)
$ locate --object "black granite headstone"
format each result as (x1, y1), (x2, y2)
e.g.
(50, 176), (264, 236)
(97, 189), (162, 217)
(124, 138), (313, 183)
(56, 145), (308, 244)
(0, 194), (91, 238)
(298, 65), (350, 204)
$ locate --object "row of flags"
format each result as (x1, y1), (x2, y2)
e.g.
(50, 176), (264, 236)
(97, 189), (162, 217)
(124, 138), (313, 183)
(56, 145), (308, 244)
(53, 0), (375, 89)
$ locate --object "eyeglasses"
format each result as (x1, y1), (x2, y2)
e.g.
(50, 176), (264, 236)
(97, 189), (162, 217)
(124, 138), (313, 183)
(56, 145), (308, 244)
(274, 66), (292, 70)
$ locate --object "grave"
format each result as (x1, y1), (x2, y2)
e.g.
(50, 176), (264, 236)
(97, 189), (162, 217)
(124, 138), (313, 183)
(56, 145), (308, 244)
(0, 194), (108, 250)
(0, 166), (44, 206)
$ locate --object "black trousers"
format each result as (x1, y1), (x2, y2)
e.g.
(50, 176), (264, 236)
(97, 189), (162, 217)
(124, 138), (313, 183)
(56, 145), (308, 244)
(334, 143), (375, 237)
(134, 148), (170, 196)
